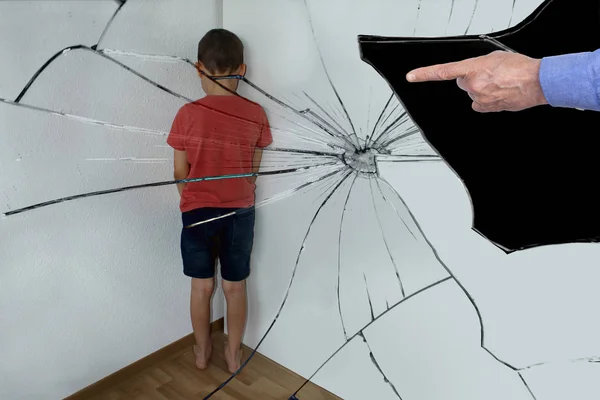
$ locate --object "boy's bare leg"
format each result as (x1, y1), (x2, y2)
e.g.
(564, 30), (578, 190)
(222, 279), (247, 373)
(190, 277), (215, 369)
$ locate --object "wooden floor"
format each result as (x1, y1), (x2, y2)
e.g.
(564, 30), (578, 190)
(86, 331), (341, 400)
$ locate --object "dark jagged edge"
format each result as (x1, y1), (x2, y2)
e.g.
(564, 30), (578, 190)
(357, 38), (563, 255)
(357, 0), (556, 44)
(354, 2), (597, 396)
(356, 0), (587, 318)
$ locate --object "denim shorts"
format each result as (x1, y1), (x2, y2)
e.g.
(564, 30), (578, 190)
(180, 207), (255, 282)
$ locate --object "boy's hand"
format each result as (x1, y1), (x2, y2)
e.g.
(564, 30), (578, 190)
(173, 150), (190, 196)
(406, 50), (548, 112)
(249, 148), (263, 185)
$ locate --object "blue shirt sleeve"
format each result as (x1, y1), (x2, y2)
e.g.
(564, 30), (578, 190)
(539, 49), (600, 111)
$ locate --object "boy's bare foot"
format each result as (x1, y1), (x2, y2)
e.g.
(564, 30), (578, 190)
(193, 342), (212, 370)
(224, 343), (242, 374)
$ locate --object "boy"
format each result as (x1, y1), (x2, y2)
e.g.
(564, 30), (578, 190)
(166, 29), (272, 373)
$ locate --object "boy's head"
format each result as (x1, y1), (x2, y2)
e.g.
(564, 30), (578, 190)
(196, 29), (246, 94)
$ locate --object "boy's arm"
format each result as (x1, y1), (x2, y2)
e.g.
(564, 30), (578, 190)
(250, 108), (272, 184)
(248, 147), (263, 184)
(173, 149), (190, 196)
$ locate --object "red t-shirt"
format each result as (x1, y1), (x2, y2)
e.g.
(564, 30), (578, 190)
(167, 95), (272, 212)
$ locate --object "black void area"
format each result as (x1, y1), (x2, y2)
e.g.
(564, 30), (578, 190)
(358, 0), (600, 252)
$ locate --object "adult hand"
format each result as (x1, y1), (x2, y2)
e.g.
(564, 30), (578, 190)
(406, 50), (548, 112)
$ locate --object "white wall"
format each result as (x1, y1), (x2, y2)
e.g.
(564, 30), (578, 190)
(226, 1), (600, 399)
(0, 2), (223, 399)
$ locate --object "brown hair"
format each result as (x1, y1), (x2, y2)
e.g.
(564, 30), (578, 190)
(197, 28), (244, 73)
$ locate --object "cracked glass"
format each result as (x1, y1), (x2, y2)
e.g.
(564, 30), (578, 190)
(3, 1), (600, 400)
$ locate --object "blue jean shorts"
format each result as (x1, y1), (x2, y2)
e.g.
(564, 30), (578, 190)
(180, 207), (255, 282)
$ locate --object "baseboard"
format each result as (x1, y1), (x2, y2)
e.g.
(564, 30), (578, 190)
(64, 317), (225, 400)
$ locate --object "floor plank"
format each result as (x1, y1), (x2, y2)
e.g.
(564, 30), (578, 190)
(87, 331), (341, 400)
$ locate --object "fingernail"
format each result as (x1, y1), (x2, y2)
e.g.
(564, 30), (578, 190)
(406, 73), (415, 82)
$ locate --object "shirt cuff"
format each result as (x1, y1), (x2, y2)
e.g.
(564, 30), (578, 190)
(539, 52), (600, 111)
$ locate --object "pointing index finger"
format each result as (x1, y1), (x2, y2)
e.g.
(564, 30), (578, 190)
(406, 59), (471, 83)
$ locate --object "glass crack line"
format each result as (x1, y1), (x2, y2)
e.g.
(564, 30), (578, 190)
(94, 0), (127, 49)
(303, 0), (361, 150)
(85, 157), (169, 162)
(373, 178), (417, 241)
(413, 0), (423, 36)
(464, 0), (480, 35)
(518, 355), (600, 372)
(302, 91), (353, 142)
(376, 177), (521, 374)
(184, 164), (345, 229)
(241, 78), (356, 151)
(518, 372), (538, 400)
(366, 94), (394, 149)
(377, 125), (419, 152)
(380, 154), (440, 158)
(1, 99), (339, 159)
(359, 332), (403, 399)
(3, 163), (339, 217)
(108, 51), (349, 149)
(371, 111), (409, 150)
(377, 158), (442, 163)
(13, 45), (348, 150)
(14, 46), (255, 128)
(0, 98), (168, 137)
(363, 273), (376, 321)
(369, 176), (406, 297)
(446, 0), (456, 34)
(365, 88), (372, 147)
(337, 173), (358, 341)
(508, 0), (517, 27)
(203, 168), (354, 399)
(370, 106), (403, 150)
(290, 277), (453, 397)
(4, 97), (339, 158)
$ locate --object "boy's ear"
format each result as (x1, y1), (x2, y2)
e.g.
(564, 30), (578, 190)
(238, 63), (247, 77)
(195, 62), (206, 78)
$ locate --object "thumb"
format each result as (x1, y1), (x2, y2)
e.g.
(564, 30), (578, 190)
(406, 59), (470, 82)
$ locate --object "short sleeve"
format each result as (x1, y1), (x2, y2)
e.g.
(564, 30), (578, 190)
(166, 107), (187, 151)
(256, 107), (273, 148)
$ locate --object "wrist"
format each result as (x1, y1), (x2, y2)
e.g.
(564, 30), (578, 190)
(529, 58), (548, 106)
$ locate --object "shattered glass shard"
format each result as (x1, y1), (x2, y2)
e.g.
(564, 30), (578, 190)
(343, 148), (379, 174)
